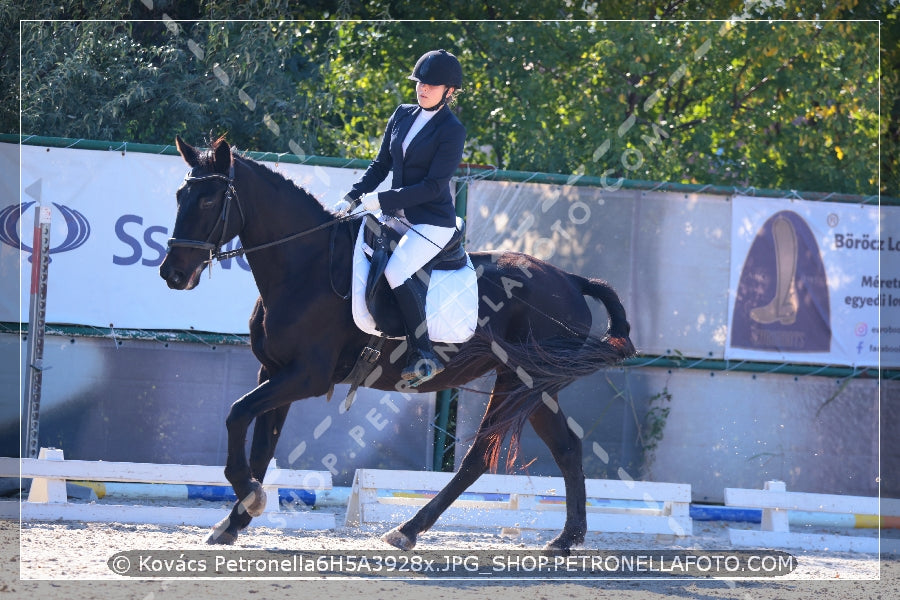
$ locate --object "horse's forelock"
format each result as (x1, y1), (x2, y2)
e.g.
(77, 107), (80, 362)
(194, 137), (232, 174)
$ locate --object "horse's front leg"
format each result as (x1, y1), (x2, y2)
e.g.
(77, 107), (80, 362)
(245, 366), (285, 480)
(249, 404), (290, 481)
(206, 404), (290, 545)
(207, 367), (316, 545)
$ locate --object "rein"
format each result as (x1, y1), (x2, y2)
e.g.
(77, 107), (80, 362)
(167, 164), (356, 268)
(215, 214), (356, 262)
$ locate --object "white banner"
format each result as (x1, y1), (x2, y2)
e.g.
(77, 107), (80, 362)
(2, 143), (376, 333)
(727, 196), (897, 368)
(4, 143), (897, 367)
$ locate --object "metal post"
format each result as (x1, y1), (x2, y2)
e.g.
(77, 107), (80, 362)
(454, 172), (469, 225)
(24, 205), (51, 458)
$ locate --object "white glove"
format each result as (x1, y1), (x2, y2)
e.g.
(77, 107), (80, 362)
(357, 192), (381, 213)
(332, 194), (357, 216)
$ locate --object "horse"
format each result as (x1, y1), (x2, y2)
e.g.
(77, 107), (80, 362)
(159, 136), (636, 554)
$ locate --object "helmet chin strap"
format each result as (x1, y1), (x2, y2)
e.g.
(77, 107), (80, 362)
(422, 87), (452, 111)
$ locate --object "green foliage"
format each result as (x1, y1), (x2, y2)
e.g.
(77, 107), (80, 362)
(640, 386), (671, 458)
(1, 1), (895, 195)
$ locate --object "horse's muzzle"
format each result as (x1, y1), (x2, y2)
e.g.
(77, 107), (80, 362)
(159, 258), (202, 290)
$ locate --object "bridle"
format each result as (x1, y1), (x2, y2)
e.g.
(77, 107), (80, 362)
(166, 162), (357, 275)
(167, 164), (244, 268)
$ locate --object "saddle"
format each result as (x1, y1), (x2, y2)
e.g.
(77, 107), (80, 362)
(361, 214), (467, 338)
(342, 212), (477, 407)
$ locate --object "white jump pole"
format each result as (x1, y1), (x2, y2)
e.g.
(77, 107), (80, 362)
(24, 204), (51, 459)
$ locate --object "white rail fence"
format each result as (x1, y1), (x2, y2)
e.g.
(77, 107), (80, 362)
(0, 447), (335, 530)
(724, 480), (898, 553)
(345, 468), (693, 537)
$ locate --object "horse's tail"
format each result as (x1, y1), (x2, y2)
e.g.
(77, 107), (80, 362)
(462, 275), (636, 472)
(577, 275), (635, 353)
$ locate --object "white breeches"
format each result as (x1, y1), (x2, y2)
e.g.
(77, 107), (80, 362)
(383, 218), (456, 289)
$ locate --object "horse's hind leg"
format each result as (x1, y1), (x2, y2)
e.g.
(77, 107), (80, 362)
(382, 371), (517, 551)
(528, 396), (587, 554)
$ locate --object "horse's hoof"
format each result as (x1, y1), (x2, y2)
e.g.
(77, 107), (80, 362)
(239, 480), (266, 517)
(381, 526), (416, 551)
(542, 540), (572, 556)
(206, 529), (237, 545)
(207, 518), (238, 545)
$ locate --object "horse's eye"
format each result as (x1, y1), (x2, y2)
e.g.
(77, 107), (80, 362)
(199, 194), (218, 208)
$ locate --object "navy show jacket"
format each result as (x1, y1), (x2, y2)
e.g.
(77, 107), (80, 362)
(349, 103), (465, 228)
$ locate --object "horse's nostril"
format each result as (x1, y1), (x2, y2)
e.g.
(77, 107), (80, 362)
(161, 266), (184, 288)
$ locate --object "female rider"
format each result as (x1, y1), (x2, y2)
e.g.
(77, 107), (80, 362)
(337, 49), (466, 387)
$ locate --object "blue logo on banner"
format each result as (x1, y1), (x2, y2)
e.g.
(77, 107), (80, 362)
(0, 201), (91, 260)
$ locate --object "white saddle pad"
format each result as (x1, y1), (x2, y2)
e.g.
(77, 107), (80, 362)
(351, 220), (478, 343)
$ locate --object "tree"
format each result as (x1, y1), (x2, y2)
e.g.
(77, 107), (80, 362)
(316, 19), (881, 194)
(1, 0), (894, 196)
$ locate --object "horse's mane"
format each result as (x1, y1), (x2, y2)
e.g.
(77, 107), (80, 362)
(200, 137), (334, 219)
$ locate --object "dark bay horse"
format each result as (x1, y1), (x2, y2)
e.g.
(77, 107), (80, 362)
(160, 136), (635, 553)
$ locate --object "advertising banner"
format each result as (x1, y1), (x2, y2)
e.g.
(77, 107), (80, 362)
(726, 195), (897, 368)
(464, 180), (738, 361)
(4, 143), (895, 367)
(2, 143), (374, 332)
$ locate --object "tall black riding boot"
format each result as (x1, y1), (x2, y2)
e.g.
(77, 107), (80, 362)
(392, 277), (444, 387)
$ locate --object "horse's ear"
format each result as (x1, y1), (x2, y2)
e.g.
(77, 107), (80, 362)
(212, 136), (232, 175)
(175, 135), (200, 167)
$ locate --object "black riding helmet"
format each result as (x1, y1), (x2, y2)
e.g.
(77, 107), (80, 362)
(408, 49), (463, 89)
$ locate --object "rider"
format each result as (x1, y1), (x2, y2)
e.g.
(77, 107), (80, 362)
(337, 49), (465, 386)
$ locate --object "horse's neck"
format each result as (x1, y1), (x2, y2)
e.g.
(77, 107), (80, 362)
(234, 159), (332, 296)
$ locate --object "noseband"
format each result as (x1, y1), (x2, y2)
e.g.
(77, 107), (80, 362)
(166, 164), (245, 269)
